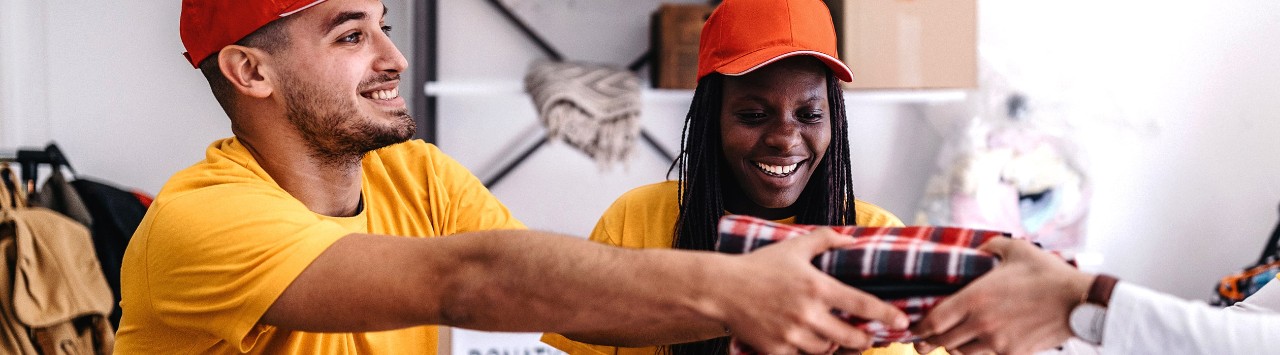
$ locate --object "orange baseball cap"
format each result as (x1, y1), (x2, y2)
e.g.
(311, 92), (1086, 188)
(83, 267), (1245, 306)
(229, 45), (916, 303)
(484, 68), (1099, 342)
(697, 0), (853, 82)
(179, 0), (328, 68)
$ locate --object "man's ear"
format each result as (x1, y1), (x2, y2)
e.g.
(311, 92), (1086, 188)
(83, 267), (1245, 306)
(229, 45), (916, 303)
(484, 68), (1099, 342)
(217, 45), (276, 99)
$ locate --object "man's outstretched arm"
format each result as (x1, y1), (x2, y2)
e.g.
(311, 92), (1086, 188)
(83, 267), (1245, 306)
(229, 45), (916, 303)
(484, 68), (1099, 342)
(262, 228), (907, 353)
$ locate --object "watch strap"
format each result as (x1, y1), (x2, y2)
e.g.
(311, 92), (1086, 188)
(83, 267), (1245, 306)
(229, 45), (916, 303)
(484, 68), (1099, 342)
(1087, 274), (1119, 306)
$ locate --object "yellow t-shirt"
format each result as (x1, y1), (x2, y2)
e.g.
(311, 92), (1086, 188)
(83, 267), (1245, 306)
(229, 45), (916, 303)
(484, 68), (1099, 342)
(541, 181), (941, 355)
(116, 137), (524, 354)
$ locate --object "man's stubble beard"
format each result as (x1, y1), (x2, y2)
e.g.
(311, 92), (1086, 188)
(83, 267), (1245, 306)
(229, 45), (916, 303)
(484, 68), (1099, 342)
(282, 74), (415, 168)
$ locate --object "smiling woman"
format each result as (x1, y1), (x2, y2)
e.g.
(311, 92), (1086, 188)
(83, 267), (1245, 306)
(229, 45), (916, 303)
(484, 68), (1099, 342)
(718, 57), (834, 220)
(539, 0), (916, 354)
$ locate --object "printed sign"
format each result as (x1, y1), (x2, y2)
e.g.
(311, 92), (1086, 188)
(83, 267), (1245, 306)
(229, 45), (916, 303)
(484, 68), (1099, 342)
(451, 329), (566, 355)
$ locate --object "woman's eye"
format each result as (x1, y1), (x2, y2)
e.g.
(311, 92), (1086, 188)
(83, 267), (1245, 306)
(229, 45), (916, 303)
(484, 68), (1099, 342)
(799, 111), (824, 122)
(381, 25), (393, 35)
(737, 112), (767, 122)
(340, 32), (363, 43)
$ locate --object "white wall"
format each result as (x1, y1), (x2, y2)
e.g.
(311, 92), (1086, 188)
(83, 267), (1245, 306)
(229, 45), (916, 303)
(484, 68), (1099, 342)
(974, 0), (1280, 300)
(0, 0), (53, 148)
(0, 0), (415, 194)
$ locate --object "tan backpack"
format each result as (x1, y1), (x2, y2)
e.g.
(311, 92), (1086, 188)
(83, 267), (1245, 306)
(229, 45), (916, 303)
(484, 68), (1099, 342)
(0, 167), (114, 354)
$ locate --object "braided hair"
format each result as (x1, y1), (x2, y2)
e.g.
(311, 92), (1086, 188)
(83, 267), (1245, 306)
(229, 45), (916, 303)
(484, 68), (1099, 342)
(663, 69), (856, 355)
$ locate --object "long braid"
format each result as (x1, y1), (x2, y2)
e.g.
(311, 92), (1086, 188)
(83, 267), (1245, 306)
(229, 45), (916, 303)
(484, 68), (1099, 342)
(795, 71), (857, 225)
(832, 71), (857, 225)
(672, 74), (727, 254)
(667, 75), (731, 355)
(666, 71), (856, 355)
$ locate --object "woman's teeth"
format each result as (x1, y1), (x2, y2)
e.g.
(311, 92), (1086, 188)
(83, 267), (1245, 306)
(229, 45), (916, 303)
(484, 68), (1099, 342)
(754, 162), (799, 177)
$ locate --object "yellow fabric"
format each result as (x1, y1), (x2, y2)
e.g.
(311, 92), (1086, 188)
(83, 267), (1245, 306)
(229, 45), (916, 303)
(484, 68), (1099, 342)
(541, 181), (942, 355)
(116, 137), (524, 354)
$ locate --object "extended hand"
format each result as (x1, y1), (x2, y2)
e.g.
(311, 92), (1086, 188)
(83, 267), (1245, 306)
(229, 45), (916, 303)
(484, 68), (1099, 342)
(716, 228), (909, 354)
(911, 238), (1093, 355)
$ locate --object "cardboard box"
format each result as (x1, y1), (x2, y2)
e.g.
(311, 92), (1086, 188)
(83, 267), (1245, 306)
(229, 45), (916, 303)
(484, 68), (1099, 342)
(827, 0), (977, 90)
(651, 3), (714, 89)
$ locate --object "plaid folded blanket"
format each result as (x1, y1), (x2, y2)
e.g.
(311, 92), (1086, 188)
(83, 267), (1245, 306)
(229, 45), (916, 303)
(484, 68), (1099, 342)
(714, 215), (1009, 353)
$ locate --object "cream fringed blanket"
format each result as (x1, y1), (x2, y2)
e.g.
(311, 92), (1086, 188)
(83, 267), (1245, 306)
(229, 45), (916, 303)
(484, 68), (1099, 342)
(523, 60), (641, 170)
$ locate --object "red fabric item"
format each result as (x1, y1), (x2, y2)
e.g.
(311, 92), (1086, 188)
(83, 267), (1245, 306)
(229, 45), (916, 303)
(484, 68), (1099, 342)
(180, 0), (328, 68)
(697, 0), (853, 82)
(131, 191), (153, 208)
(717, 215), (1007, 289)
(715, 215), (1008, 351)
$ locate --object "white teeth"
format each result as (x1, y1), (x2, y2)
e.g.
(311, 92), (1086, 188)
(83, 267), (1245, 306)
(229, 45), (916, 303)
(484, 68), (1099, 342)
(366, 88), (399, 100)
(754, 162), (800, 176)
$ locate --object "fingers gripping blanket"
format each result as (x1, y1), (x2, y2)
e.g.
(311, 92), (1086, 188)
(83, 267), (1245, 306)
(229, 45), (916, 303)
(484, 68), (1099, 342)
(715, 215), (1009, 353)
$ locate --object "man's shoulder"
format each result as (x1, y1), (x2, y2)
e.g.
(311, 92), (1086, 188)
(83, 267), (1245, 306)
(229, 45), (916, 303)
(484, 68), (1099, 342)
(149, 137), (308, 223)
(158, 138), (273, 200)
(365, 139), (461, 173)
(368, 139), (443, 160)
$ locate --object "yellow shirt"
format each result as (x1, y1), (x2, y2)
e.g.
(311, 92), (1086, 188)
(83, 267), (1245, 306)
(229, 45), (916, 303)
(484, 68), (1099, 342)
(541, 181), (940, 355)
(117, 138), (524, 354)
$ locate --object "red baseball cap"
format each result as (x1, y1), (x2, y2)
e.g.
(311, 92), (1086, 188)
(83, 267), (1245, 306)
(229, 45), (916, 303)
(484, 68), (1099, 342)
(697, 0), (853, 82)
(180, 0), (328, 68)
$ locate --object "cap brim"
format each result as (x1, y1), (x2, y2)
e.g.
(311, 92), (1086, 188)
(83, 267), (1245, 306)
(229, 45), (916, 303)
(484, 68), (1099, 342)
(717, 47), (854, 82)
(281, 0), (328, 17)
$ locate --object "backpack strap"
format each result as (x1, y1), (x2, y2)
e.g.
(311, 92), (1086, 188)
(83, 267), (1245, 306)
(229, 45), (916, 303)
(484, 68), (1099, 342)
(0, 164), (25, 211)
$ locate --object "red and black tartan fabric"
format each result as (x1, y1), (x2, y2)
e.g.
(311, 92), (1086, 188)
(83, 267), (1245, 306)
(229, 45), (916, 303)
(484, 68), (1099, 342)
(714, 215), (1009, 354)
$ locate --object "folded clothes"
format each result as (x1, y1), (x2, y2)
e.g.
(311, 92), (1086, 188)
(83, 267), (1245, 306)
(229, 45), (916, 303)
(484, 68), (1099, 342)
(714, 215), (1009, 353)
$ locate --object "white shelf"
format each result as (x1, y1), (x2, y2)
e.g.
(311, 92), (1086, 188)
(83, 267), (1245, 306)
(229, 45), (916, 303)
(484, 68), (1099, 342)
(424, 81), (968, 104)
(844, 89), (968, 104)
(423, 81), (524, 96)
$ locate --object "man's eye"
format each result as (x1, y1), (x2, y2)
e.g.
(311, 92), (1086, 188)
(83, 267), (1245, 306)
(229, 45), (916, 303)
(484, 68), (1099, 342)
(341, 32), (363, 43)
(381, 25), (393, 34)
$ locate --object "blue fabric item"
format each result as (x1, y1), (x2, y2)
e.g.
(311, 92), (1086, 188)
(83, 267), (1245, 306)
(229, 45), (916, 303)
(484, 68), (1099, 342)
(1019, 187), (1060, 234)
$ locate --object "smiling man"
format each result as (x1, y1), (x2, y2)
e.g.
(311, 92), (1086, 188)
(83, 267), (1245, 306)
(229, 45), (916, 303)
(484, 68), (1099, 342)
(114, 0), (909, 353)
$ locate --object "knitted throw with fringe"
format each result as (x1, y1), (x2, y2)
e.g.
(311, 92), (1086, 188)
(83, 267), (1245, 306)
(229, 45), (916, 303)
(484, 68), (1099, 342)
(523, 60), (641, 170)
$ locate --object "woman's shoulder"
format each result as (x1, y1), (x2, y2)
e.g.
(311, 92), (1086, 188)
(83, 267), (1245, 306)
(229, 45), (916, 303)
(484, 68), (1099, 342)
(593, 181), (681, 249)
(602, 181), (680, 222)
(614, 180), (679, 204)
(852, 199), (905, 227)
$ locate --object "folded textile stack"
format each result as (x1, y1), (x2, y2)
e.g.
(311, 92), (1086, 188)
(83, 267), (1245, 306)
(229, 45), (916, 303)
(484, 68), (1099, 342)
(523, 60), (641, 170)
(714, 215), (1009, 353)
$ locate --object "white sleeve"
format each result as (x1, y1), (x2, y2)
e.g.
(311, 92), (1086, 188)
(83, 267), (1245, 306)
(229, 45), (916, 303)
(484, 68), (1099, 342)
(1229, 279), (1280, 313)
(1101, 281), (1280, 354)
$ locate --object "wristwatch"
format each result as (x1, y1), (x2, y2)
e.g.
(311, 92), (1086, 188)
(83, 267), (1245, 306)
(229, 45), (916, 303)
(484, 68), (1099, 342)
(1069, 274), (1118, 345)
(1068, 302), (1106, 344)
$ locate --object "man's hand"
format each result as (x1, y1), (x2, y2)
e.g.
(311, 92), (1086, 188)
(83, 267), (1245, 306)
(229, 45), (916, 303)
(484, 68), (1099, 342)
(911, 238), (1093, 355)
(713, 228), (909, 354)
